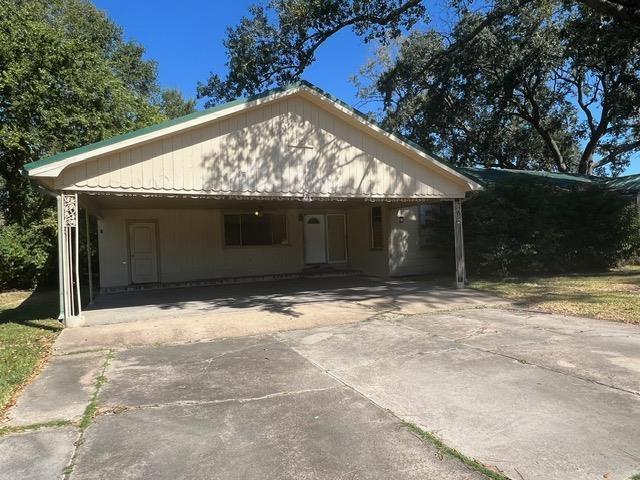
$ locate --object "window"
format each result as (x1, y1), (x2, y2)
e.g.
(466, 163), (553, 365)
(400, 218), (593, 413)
(224, 213), (288, 246)
(370, 206), (383, 250)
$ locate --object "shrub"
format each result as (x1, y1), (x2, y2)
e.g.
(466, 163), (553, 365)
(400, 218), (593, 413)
(435, 177), (640, 277)
(0, 209), (57, 290)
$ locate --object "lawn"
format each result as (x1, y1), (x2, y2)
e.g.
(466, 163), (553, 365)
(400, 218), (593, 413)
(0, 290), (61, 415)
(470, 265), (640, 324)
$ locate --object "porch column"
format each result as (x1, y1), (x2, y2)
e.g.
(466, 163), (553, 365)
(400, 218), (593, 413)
(85, 209), (93, 303)
(452, 198), (466, 288)
(59, 193), (84, 326)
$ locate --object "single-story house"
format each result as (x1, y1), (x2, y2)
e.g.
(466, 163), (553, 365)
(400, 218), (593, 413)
(25, 81), (481, 326)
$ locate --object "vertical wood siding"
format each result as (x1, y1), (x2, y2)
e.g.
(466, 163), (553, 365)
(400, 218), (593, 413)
(57, 97), (466, 198)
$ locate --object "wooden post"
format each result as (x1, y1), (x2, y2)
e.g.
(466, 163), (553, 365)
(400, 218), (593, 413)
(453, 198), (466, 288)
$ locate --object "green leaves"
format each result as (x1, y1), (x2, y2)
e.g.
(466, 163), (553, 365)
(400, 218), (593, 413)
(0, 0), (169, 224)
(443, 179), (640, 276)
(197, 0), (426, 105)
(0, 0), (194, 288)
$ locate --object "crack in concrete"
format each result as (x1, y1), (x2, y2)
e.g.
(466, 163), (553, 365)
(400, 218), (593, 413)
(96, 386), (343, 415)
(62, 349), (113, 480)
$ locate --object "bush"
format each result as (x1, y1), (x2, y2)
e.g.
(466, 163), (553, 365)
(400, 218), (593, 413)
(438, 177), (640, 277)
(0, 209), (57, 290)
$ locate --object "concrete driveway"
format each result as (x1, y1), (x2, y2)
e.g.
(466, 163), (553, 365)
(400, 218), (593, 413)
(2, 305), (639, 479)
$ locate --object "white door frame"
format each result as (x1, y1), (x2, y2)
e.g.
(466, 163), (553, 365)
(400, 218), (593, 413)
(126, 219), (160, 284)
(303, 214), (327, 264)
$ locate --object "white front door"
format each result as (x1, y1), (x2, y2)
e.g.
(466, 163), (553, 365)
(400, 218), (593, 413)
(128, 222), (159, 284)
(304, 214), (327, 264)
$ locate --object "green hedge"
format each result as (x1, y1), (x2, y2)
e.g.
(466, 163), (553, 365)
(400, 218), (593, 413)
(0, 209), (57, 290)
(437, 177), (640, 276)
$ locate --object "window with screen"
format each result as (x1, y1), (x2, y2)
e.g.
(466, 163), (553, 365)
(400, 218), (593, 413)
(370, 206), (383, 250)
(224, 213), (288, 246)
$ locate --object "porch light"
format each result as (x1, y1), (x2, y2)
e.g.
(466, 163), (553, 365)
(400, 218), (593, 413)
(254, 207), (263, 217)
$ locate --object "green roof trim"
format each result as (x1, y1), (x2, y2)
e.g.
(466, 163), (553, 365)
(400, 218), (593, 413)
(23, 79), (477, 185)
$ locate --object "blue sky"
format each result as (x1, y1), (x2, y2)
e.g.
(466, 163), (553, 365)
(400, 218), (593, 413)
(93, 0), (639, 175)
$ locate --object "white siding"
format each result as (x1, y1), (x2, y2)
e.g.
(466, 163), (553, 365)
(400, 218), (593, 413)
(346, 205), (389, 277)
(58, 97), (466, 199)
(97, 205), (397, 288)
(97, 208), (304, 288)
(388, 206), (448, 276)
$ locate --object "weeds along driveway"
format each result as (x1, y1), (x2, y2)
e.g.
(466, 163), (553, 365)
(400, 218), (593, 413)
(1, 306), (639, 480)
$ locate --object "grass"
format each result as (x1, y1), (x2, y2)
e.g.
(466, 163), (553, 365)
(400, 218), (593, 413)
(469, 265), (640, 325)
(0, 289), (62, 415)
(79, 350), (113, 431)
(0, 419), (72, 437)
(403, 422), (509, 480)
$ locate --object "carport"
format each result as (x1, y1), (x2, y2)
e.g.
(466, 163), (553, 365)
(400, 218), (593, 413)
(25, 82), (480, 327)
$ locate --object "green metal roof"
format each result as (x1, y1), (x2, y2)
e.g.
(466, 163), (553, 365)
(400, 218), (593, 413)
(460, 167), (601, 189)
(604, 173), (640, 193)
(461, 167), (640, 194)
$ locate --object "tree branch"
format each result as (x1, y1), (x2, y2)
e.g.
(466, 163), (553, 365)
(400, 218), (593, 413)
(594, 139), (640, 168)
(577, 0), (640, 26)
(291, 0), (424, 78)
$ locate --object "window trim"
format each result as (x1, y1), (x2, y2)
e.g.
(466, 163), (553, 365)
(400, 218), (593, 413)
(222, 211), (289, 248)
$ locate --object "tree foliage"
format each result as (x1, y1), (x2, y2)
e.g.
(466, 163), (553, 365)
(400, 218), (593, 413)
(202, 0), (640, 175)
(0, 210), (57, 289)
(370, 3), (640, 175)
(0, 0), (195, 225)
(157, 89), (197, 119)
(0, 0), (196, 289)
(434, 179), (640, 276)
(197, 0), (426, 105)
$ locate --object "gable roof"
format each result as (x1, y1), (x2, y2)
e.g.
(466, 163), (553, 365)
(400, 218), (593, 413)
(24, 80), (480, 190)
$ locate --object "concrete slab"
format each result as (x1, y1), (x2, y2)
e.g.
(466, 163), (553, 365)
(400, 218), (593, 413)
(3, 351), (105, 425)
(0, 427), (77, 480)
(83, 277), (506, 326)
(401, 308), (640, 393)
(71, 387), (483, 480)
(99, 336), (336, 408)
(55, 277), (505, 353)
(280, 317), (640, 480)
(54, 301), (371, 354)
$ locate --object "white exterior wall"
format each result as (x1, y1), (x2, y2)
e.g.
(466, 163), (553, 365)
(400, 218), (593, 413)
(56, 97), (468, 200)
(97, 205), (428, 288)
(346, 205), (389, 277)
(97, 208), (305, 288)
(388, 206), (447, 276)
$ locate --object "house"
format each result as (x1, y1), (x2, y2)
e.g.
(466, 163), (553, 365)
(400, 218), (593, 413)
(25, 81), (481, 326)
